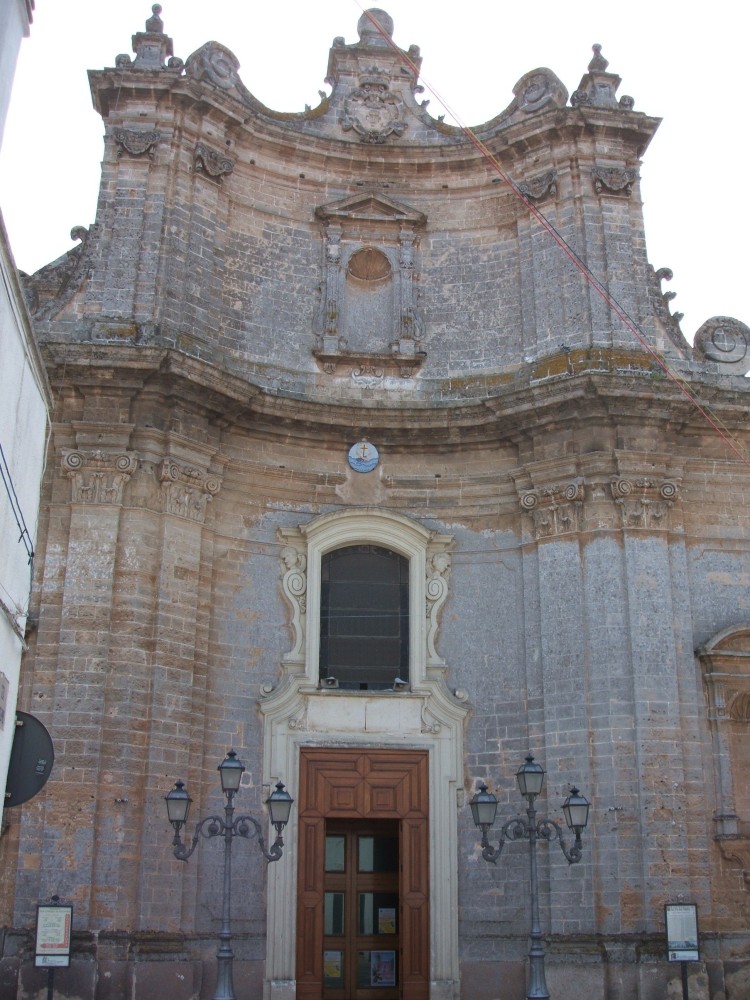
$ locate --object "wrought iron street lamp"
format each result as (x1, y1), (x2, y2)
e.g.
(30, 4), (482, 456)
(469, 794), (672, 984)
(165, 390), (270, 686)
(470, 754), (590, 1000)
(165, 750), (294, 1000)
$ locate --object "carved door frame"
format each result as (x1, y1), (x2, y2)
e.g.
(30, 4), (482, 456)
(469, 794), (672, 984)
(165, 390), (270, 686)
(296, 748), (429, 1000)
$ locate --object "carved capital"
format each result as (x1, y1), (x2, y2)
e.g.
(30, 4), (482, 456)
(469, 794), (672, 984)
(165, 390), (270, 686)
(113, 128), (161, 158)
(194, 142), (234, 181)
(610, 477), (678, 529)
(158, 460), (221, 522)
(520, 481), (583, 539)
(62, 450), (139, 505)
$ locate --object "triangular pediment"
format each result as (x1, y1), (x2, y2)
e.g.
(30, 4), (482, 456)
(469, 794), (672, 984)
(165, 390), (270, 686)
(316, 193), (426, 226)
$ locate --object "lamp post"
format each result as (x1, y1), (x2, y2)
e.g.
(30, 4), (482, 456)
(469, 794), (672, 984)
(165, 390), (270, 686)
(470, 754), (590, 1000)
(165, 750), (294, 1000)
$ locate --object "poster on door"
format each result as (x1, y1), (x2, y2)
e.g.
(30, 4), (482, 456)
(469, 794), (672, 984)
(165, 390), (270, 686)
(371, 950), (396, 987)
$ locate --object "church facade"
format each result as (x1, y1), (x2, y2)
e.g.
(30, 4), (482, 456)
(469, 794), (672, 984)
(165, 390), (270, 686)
(2, 7), (750, 999)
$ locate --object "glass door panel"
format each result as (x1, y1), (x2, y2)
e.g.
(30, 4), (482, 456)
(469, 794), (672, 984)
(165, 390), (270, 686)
(323, 821), (400, 1000)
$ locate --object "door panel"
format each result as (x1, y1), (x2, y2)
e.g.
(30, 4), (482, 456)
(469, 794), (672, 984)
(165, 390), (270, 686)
(323, 821), (399, 1000)
(297, 749), (429, 1000)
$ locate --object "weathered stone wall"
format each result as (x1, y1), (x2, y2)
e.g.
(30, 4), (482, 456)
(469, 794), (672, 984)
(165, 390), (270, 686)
(4, 7), (750, 1000)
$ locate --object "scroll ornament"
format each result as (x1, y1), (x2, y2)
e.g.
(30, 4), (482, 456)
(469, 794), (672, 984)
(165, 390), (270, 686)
(693, 317), (750, 375)
(159, 460), (221, 522)
(62, 450), (139, 505)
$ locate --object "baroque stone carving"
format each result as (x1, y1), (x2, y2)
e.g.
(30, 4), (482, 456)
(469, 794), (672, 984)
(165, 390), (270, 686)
(62, 450), (138, 505)
(592, 166), (636, 197)
(426, 551), (451, 666)
(114, 128), (161, 158)
(571, 45), (633, 110)
(341, 69), (407, 143)
(194, 142), (234, 181)
(520, 481), (583, 539)
(693, 316), (750, 375)
(517, 170), (557, 202)
(158, 460), (221, 522)
(279, 542), (308, 667)
(610, 477), (678, 529)
(646, 266), (690, 353)
(22, 226), (93, 320)
(185, 42), (253, 107)
(512, 69), (568, 115)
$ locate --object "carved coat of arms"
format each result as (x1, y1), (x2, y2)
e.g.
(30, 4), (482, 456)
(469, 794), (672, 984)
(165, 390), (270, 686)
(341, 72), (406, 144)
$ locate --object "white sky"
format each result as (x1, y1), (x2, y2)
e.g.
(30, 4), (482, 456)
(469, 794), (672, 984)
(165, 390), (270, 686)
(0, 0), (746, 343)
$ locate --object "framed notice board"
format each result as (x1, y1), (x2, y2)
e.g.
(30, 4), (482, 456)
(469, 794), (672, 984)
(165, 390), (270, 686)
(665, 903), (699, 962)
(35, 904), (73, 968)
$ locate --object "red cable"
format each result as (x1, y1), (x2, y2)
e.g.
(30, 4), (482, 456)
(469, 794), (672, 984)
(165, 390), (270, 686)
(353, 3), (750, 469)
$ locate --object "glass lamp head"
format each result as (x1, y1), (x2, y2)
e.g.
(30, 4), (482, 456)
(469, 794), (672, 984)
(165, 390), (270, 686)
(218, 749), (246, 794)
(516, 754), (545, 801)
(470, 783), (499, 829)
(165, 779), (192, 829)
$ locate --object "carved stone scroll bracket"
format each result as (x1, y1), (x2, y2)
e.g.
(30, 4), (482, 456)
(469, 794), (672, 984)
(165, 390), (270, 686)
(277, 529), (308, 667)
(114, 128), (161, 159)
(425, 542), (453, 668)
(158, 460), (221, 523)
(693, 316), (750, 376)
(23, 225), (94, 321)
(185, 41), (254, 108)
(592, 166), (636, 197)
(610, 477), (678, 529)
(519, 480), (584, 539)
(194, 142), (235, 181)
(510, 69), (568, 117)
(647, 266), (690, 353)
(62, 450), (139, 505)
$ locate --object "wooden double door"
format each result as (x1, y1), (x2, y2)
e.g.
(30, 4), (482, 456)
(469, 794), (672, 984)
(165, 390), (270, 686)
(297, 749), (429, 1000)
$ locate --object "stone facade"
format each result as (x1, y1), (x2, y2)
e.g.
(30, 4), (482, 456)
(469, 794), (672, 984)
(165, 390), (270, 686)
(2, 7), (750, 999)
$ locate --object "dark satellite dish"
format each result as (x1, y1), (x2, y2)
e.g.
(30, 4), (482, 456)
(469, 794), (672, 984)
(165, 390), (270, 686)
(5, 711), (54, 807)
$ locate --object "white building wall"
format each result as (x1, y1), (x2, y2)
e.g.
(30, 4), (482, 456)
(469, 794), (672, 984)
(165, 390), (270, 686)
(0, 0), (50, 814)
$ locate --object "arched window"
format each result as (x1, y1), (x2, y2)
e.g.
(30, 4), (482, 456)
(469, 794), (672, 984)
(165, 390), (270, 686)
(320, 545), (409, 690)
(278, 508), (453, 690)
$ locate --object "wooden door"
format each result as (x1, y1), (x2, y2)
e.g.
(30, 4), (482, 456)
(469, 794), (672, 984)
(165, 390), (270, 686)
(296, 749), (429, 1000)
(322, 820), (400, 1000)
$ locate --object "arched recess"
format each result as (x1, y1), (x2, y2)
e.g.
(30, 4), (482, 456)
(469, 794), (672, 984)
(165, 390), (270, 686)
(261, 508), (469, 1000)
(698, 624), (750, 880)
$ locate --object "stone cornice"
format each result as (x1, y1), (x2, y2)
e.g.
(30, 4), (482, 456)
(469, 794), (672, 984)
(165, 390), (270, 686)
(89, 66), (659, 176)
(39, 343), (750, 450)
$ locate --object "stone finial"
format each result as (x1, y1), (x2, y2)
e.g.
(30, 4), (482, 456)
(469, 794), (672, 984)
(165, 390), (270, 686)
(588, 43), (608, 72)
(357, 8), (395, 45)
(145, 4), (164, 33)
(570, 42), (633, 110)
(130, 2), (175, 70)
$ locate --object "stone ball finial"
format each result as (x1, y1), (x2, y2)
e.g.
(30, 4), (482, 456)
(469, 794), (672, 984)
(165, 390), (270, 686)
(146, 4), (164, 33)
(588, 43), (609, 72)
(358, 9), (395, 43)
